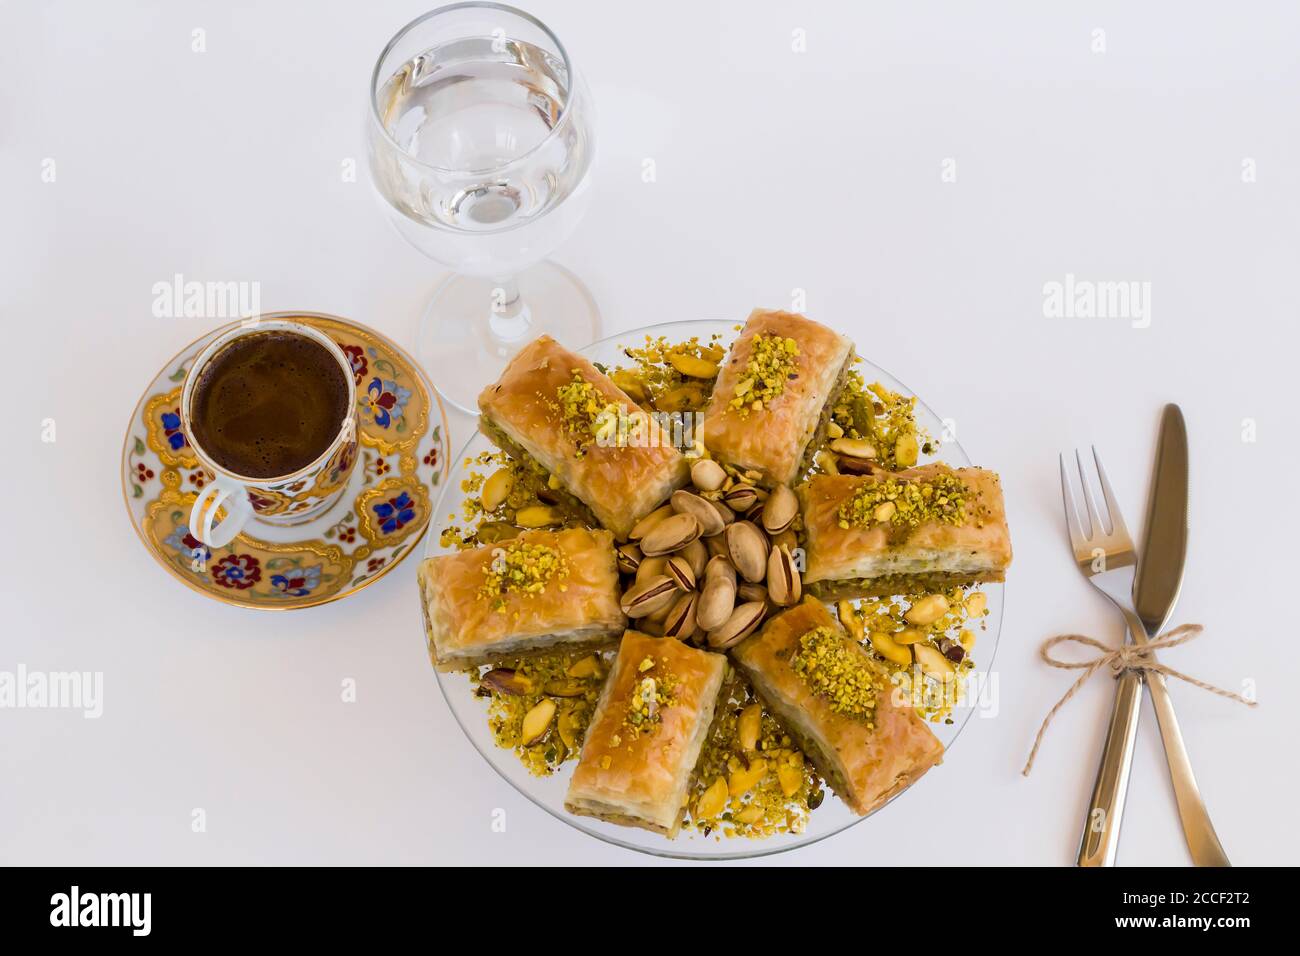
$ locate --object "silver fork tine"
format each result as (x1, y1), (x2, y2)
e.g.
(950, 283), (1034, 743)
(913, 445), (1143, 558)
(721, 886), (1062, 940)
(1090, 445), (1129, 539)
(1059, 453), (1087, 547)
(1075, 447), (1108, 537)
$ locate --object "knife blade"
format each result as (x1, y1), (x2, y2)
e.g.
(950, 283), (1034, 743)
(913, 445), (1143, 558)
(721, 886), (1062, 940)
(1132, 403), (1188, 633)
(1128, 403), (1231, 865)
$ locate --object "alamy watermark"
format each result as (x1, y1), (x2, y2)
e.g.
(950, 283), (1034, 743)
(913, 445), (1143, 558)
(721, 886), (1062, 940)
(0, 664), (102, 718)
(1042, 273), (1151, 329)
(593, 404), (705, 456)
(50, 886), (150, 936)
(151, 273), (261, 319)
(891, 667), (1000, 719)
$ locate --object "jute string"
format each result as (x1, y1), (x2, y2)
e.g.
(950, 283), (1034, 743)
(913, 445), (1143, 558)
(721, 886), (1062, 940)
(1022, 623), (1256, 776)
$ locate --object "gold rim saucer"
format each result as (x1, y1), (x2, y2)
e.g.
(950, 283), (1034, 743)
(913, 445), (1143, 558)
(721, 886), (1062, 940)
(121, 311), (450, 610)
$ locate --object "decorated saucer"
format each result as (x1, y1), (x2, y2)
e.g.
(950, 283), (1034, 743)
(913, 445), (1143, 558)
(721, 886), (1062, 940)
(122, 311), (450, 610)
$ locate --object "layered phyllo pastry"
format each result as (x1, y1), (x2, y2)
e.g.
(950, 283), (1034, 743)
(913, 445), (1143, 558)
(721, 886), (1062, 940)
(478, 335), (690, 539)
(700, 309), (854, 487)
(418, 528), (625, 671)
(799, 463), (1012, 600)
(565, 630), (726, 836)
(730, 600), (944, 816)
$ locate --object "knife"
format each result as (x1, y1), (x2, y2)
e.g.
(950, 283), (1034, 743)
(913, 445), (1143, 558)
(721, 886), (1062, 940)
(1133, 404), (1189, 634)
(1131, 404), (1230, 866)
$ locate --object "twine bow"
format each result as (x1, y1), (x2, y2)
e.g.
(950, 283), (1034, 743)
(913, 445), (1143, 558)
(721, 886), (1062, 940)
(1022, 623), (1256, 776)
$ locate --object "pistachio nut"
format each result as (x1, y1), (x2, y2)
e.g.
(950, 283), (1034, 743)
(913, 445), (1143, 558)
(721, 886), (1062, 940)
(711, 498), (737, 526)
(706, 601), (766, 650)
(870, 630), (913, 667)
(663, 591), (699, 640)
(904, 593), (949, 627)
(476, 521), (519, 545)
(728, 757), (767, 796)
(914, 643), (956, 681)
(722, 484), (759, 514)
(666, 554), (696, 591)
(725, 520), (768, 583)
(566, 655), (602, 679)
(479, 668), (533, 696)
(542, 679), (587, 698)
(704, 553), (737, 583)
(837, 600), (864, 641)
(671, 489), (725, 537)
(615, 542), (643, 576)
(520, 698), (556, 745)
(639, 512), (701, 556)
(635, 555), (668, 585)
(830, 437), (878, 460)
(766, 544), (801, 607)
(835, 455), (879, 476)
(690, 458), (726, 492)
(628, 503), (674, 541)
(761, 484), (798, 534)
(696, 563), (737, 631)
(937, 636), (966, 664)
(894, 433), (919, 467)
(737, 703), (762, 751)
(705, 533), (729, 558)
(514, 505), (562, 528)
(668, 352), (720, 379)
(480, 468), (515, 512)
(679, 538), (708, 578)
(620, 575), (678, 618)
(769, 527), (798, 553)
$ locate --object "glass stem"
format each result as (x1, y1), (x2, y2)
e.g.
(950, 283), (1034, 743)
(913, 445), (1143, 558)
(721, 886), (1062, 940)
(487, 276), (533, 344)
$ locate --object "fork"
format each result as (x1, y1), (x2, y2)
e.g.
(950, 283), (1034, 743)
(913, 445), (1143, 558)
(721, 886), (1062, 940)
(1060, 447), (1230, 867)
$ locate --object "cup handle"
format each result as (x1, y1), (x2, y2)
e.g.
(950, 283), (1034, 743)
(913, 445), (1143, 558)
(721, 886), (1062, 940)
(189, 475), (255, 548)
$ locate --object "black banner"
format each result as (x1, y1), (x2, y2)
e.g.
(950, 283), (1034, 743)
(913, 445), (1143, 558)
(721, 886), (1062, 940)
(0, 865), (1275, 940)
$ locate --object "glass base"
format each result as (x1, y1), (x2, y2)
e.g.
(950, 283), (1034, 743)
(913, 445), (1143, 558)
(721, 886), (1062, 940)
(415, 261), (601, 414)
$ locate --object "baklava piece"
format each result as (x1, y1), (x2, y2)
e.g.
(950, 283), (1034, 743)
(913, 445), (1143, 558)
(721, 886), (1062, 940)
(730, 600), (944, 816)
(418, 528), (625, 671)
(565, 630), (727, 836)
(799, 463), (1012, 600)
(477, 336), (690, 539)
(700, 309), (854, 487)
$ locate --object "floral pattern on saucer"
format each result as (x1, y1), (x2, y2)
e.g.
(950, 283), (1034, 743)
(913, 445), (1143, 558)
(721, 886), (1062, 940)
(122, 312), (449, 610)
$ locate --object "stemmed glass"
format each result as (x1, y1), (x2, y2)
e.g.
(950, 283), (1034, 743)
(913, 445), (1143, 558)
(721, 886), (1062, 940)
(367, 2), (598, 412)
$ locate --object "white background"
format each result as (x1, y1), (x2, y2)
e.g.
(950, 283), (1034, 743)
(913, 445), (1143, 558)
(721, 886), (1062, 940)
(2, 0), (1297, 866)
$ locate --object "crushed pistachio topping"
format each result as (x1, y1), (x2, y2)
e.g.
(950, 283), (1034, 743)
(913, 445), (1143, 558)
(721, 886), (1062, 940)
(551, 371), (624, 457)
(476, 651), (606, 775)
(838, 473), (969, 534)
(839, 587), (989, 724)
(791, 626), (880, 724)
(607, 333), (728, 414)
(828, 370), (933, 470)
(621, 657), (676, 738)
(439, 446), (593, 551)
(686, 669), (821, 838)
(477, 539), (568, 609)
(729, 334), (799, 416)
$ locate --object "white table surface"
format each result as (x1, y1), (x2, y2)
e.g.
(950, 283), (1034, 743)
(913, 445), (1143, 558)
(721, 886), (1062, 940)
(3, 0), (1296, 866)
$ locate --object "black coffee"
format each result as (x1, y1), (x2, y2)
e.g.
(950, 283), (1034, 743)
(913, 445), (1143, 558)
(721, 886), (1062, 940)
(190, 330), (350, 479)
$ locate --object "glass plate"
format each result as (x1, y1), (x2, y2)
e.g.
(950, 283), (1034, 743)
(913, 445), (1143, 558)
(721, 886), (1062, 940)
(422, 319), (1004, 859)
